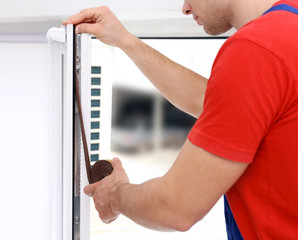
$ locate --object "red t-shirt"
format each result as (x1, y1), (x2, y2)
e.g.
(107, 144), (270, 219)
(188, 0), (298, 239)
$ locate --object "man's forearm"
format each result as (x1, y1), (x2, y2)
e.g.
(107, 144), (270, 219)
(109, 140), (249, 232)
(112, 178), (192, 232)
(119, 34), (208, 118)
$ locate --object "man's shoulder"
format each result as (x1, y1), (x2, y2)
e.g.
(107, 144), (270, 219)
(218, 8), (298, 70)
(232, 5), (298, 52)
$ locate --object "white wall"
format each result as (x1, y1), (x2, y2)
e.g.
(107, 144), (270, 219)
(0, 0), (184, 19)
(0, 41), (51, 240)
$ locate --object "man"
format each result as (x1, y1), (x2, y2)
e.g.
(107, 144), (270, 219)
(63, 0), (298, 239)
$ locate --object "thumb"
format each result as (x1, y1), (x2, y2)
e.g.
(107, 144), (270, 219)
(83, 183), (97, 197)
(111, 157), (123, 169)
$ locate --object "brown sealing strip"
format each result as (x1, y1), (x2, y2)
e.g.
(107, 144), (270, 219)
(74, 33), (113, 184)
(90, 160), (114, 183)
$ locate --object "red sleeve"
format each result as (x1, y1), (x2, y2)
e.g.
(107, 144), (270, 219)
(188, 35), (288, 163)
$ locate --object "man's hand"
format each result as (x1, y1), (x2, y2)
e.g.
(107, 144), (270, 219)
(84, 157), (129, 224)
(63, 6), (133, 48)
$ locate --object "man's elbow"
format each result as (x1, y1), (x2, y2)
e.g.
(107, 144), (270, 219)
(172, 222), (193, 232)
(168, 211), (205, 232)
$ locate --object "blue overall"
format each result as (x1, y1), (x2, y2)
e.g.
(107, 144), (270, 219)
(224, 4), (298, 240)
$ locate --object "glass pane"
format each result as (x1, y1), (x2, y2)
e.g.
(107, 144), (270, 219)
(91, 66), (101, 74)
(91, 100), (100, 107)
(91, 89), (101, 96)
(91, 121), (100, 129)
(91, 77), (101, 85)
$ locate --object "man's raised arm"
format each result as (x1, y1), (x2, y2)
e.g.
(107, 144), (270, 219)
(63, 6), (208, 118)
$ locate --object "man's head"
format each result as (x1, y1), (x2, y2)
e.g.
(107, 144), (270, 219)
(182, 0), (233, 35)
(183, 0), (278, 35)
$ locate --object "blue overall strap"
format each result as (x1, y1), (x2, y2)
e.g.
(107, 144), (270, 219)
(262, 3), (298, 15)
(224, 195), (244, 240)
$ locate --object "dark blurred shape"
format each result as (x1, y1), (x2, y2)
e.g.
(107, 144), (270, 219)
(111, 86), (196, 152)
(162, 100), (196, 148)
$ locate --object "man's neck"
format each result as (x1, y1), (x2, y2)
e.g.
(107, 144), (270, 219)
(231, 0), (279, 29)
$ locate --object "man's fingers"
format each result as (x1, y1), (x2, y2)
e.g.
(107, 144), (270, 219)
(63, 12), (83, 25)
(63, 7), (105, 26)
(64, 10), (93, 25)
(75, 23), (100, 35)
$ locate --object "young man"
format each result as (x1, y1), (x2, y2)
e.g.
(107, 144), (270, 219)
(63, 0), (298, 239)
